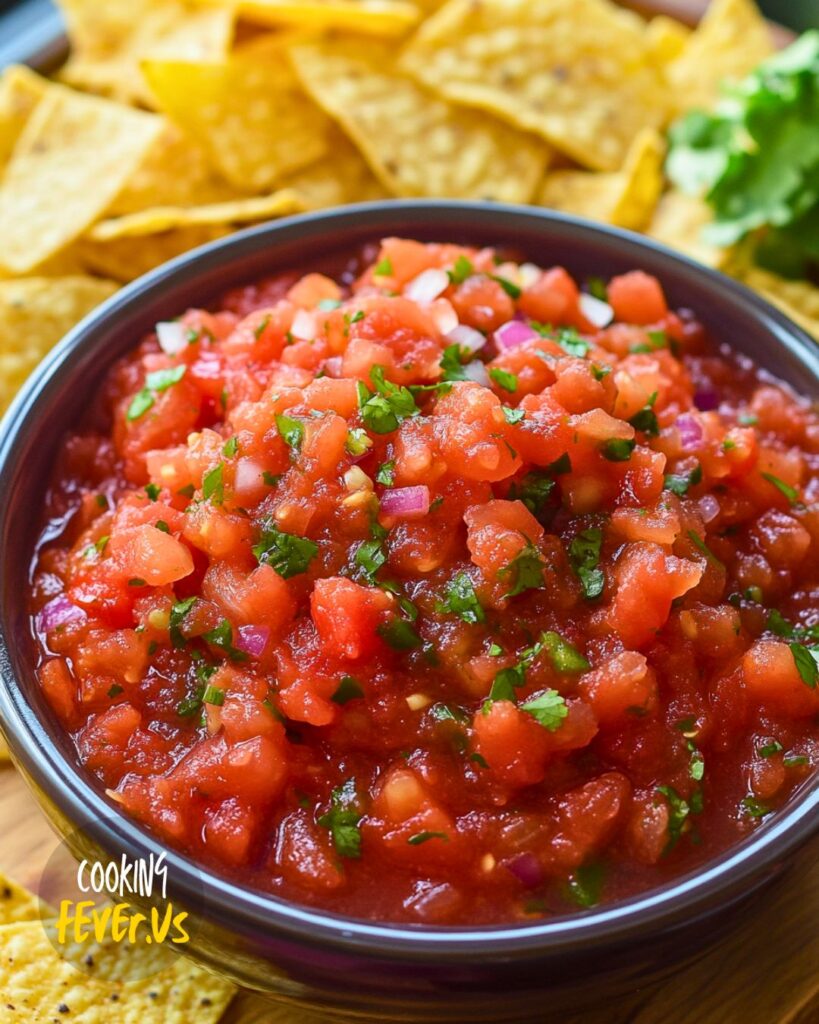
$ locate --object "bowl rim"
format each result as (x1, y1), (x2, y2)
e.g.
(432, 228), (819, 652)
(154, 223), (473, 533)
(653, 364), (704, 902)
(1, 198), (819, 963)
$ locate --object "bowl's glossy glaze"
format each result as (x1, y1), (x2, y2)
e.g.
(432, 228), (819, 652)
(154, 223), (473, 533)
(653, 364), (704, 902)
(1, 202), (818, 1022)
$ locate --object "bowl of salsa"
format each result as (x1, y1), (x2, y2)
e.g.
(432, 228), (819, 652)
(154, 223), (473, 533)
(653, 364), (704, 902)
(1, 201), (818, 1021)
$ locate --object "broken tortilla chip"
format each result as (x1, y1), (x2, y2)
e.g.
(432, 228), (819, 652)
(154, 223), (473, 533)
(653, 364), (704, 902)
(0, 87), (163, 275)
(90, 190), (305, 240)
(399, 0), (670, 172)
(666, 0), (774, 113)
(539, 128), (665, 231)
(0, 736), (9, 762)
(57, 0), (235, 106)
(0, 919), (235, 1023)
(646, 14), (691, 67)
(0, 277), (119, 414)
(142, 35), (333, 191)
(647, 189), (730, 269)
(0, 870), (44, 926)
(193, 0), (420, 36)
(78, 228), (229, 284)
(0, 64), (48, 169)
(281, 131), (389, 208)
(738, 264), (819, 341)
(290, 38), (548, 201)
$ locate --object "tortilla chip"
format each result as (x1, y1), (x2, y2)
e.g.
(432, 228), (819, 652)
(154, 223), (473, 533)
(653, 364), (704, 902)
(539, 128), (665, 231)
(290, 38), (548, 201)
(142, 35), (332, 191)
(0, 735), (9, 762)
(198, 0), (420, 36)
(0, 64), (48, 169)
(0, 873), (41, 926)
(400, 0), (670, 172)
(667, 0), (774, 113)
(57, 0), (235, 106)
(647, 189), (729, 269)
(0, 87), (163, 275)
(91, 189), (305, 240)
(0, 920), (234, 1022)
(646, 14), (691, 66)
(738, 265), (819, 341)
(0, 277), (119, 414)
(282, 132), (389, 208)
(108, 124), (245, 217)
(79, 228), (229, 284)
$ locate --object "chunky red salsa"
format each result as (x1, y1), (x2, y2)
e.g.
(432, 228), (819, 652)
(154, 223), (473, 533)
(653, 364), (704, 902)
(30, 239), (819, 925)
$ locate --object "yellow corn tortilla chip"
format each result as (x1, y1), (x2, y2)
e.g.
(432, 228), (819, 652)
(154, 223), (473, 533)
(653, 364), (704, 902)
(0, 735), (9, 762)
(108, 124), (245, 217)
(0, 276), (118, 415)
(57, 0), (235, 106)
(647, 189), (729, 269)
(737, 264), (819, 341)
(281, 132), (389, 208)
(194, 0), (420, 36)
(0, 920), (234, 1022)
(539, 128), (665, 231)
(0, 87), (163, 275)
(0, 872), (41, 926)
(667, 0), (774, 113)
(645, 14), (691, 66)
(78, 227), (229, 284)
(290, 38), (548, 201)
(0, 64), (48, 169)
(91, 189), (305, 240)
(400, 0), (670, 172)
(142, 35), (333, 191)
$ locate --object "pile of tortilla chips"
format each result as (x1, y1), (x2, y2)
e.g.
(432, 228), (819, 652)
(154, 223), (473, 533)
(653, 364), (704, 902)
(0, 0), (816, 418)
(0, 867), (235, 1022)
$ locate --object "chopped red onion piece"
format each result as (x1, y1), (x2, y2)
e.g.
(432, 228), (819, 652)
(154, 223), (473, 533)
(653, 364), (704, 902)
(579, 292), (614, 328)
(405, 268), (449, 304)
(380, 485), (430, 518)
(699, 495), (720, 523)
(156, 321), (187, 355)
(677, 413), (704, 451)
(236, 625), (270, 658)
(494, 320), (538, 350)
(694, 387), (720, 411)
(462, 360), (490, 386)
(37, 595), (86, 633)
(447, 323), (486, 354)
(505, 853), (543, 888)
(429, 298), (458, 335)
(234, 458), (265, 495)
(291, 309), (317, 341)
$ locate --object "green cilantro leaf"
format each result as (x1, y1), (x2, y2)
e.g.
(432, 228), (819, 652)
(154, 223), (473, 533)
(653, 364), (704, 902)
(253, 521), (318, 578)
(376, 459), (395, 486)
(601, 438), (635, 462)
(276, 413), (304, 454)
(520, 689), (568, 731)
(169, 596), (197, 650)
(569, 528), (605, 600)
(374, 257), (393, 277)
(567, 862), (604, 908)
(488, 367), (518, 393)
(439, 343), (470, 382)
(357, 365), (418, 434)
(761, 471), (800, 505)
(491, 274), (521, 299)
(202, 464), (224, 505)
(448, 255), (474, 284)
(438, 572), (485, 624)
(332, 675), (364, 705)
(790, 642), (819, 689)
(499, 539), (545, 598)
(318, 779), (363, 858)
(664, 463), (702, 496)
(541, 630), (590, 673)
(204, 619), (249, 663)
(407, 831), (449, 846)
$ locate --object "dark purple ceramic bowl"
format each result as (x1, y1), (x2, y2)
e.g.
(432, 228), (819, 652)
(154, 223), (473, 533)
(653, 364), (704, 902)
(1, 202), (818, 1023)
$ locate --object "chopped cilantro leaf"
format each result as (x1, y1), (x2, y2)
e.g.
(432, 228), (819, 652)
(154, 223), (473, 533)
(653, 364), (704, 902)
(318, 779), (362, 858)
(499, 539), (545, 598)
(448, 255), (474, 284)
(629, 401), (659, 436)
(541, 631), (590, 673)
(758, 740), (784, 758)
(790, 642), (819, 689)
(656, 784), (691, 851)
(439, 343), (469, 382)
(520, 689), (568, 731)
(687, 529), (723, 567)
(276, 413), (304, 454)
(202, 464), (224, 505)
(317, 298), (342, 311)
(253, 521), (318, 579)
(569, 528), (604, 600)
(601, 438), (635, 462)
(491, 274), (521, 299)
(502, 406), (525, 425)
(332, 675), (364, 705)
(107, 684), (123, 699)
(345, 428), (371, 456)
(567, 862), (604, 907)
(438, 572), (485, 624)
(761, 472), (800, 505)
(664, 464), (702, 496)
(555, 327), (590, 358)
(355, 538), (386, 581)
(169, 596), (197, 650)
(378, 616), (422, 651)
(222, 436), (238, 458)
(507, 472), (555, 519)
(357, 365), (418, 434)
(204, 619), (248, 662)
(376, 460), (395, 486)
(741, 796), (771, 819)
(144, 483), (160, 501)
(488, 367), (518, 393)
(374, 257), (393, 277)
(407, 831), (449, 846)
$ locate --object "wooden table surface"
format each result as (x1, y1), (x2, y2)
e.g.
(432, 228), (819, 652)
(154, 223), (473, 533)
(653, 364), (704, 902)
(1, 761), (818, 1024)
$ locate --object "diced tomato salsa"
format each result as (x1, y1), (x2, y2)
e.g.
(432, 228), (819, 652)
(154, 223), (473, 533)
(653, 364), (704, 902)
(29, 239), (819, 925)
